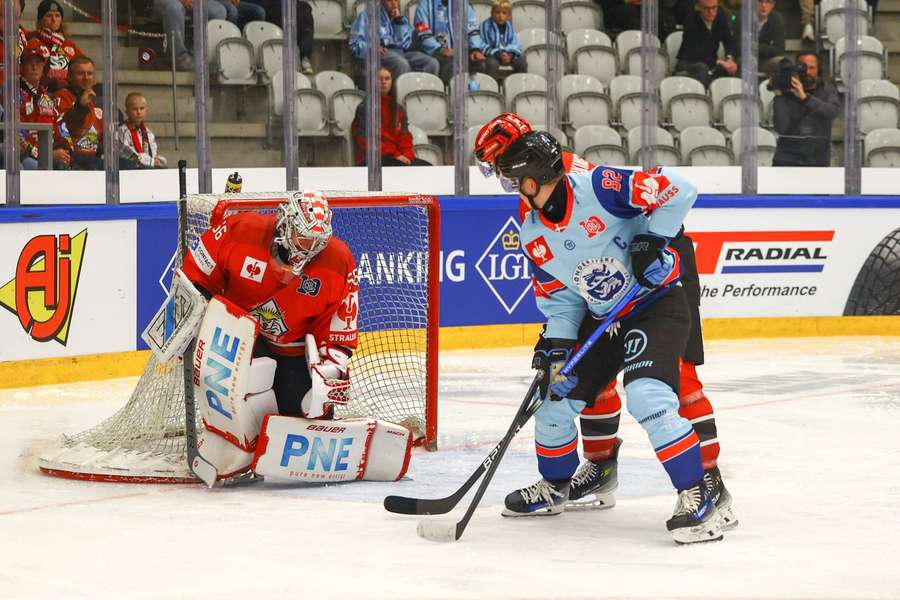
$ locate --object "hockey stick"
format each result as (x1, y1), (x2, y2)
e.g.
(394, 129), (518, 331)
(410, 285), (642, 542)
(177, 160), (218, 488)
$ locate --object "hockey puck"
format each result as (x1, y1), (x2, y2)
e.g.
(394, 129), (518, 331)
(416, 519), (458, 543)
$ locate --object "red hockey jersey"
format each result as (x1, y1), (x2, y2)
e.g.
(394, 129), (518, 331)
(181, 211), (359, 357)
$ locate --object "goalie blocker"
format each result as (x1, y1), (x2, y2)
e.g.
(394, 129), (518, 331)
(170, 293), (412, 484)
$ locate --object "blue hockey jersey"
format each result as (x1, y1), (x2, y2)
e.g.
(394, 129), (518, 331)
(479, 19), (523, 58)
(413, 0), (485, 55)
(520, 166), (697, 340)
(349, 6), (415, 59)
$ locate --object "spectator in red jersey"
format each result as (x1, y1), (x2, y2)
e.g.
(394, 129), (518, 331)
(18, 38), (73, 170)
(53, 55), (104, 170)
(29, 0), (84, 93)
(351, 67), (431, 166)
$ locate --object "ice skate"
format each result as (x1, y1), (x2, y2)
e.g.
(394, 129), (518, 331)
(666, 480), (723, 544)
(566, 438), (621, 510)
(704, 466), (738, 530)
(502, 478), (570, 517)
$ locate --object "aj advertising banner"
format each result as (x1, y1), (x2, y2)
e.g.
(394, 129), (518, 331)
(0, 219), (137, 361)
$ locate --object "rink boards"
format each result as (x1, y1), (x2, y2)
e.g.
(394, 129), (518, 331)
(0, 196), (899, 383)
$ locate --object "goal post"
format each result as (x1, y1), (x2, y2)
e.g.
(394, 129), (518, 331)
(38, 191), (440, 483)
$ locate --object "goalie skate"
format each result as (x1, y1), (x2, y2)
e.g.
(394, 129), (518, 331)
(502, 479), (570, 517)
(566, 438), (621, 511)
(705, 466), (739, 531)
(666, 480), (723, 544)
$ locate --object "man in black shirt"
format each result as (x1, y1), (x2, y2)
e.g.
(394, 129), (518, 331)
(772, 53), (840, 167)
(675, 0), (738, 86)
(737, 0), (785, 76)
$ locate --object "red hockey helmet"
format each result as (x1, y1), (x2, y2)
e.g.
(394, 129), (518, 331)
(474, 113), (533, 172)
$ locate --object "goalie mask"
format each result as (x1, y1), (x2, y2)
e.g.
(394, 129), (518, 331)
(274, 190), (333, 275)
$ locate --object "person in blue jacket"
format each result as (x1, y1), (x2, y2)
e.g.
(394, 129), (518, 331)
(479, 0), (526, 80)
(413, 0), (486, 83)
(350, 0), (439, 79)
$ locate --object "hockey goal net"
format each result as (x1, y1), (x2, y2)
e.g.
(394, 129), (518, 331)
(39, 191), (440, 483)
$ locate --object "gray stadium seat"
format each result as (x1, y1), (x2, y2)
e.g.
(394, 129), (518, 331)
(833, 35), (885, 87)
(560, 0), (603, 33)
(819, 0), (870, 48)
(396, 72), (450, 135)
(616, 30), (667, 80)
(660, 76), (712, 131)
(309, 0), (347, 39)
(316, 70), (362, 162)
(627, 126), (680, 166)
(512, 0), (547, 30)
(268, 71), (329, 147)
(207, 19), (241, 64)
(864, 128), (900, 166)
(731, 127), (777, 166)
(504, 73), (548, 126)
(679, 126), (733, 166)
(573, 124), (627, 165)
(665, 31), (682, 74)
(567, 29), (617, 86)
(408, 124), (443, 165)
(609, 74), (643, 130)
(211, 36), (256, 87)
(858, 79), (900, 134)
(518, 28), (567, 77)
(559, 74), (611, 135)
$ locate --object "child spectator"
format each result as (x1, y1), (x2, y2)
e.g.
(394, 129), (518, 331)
(413, 0), (486, 84)
(53, 55), (104, 170)
(29, 0), (84, 93)
(117, 92), (168, 169)
(351, 67), (432, 166)
(479, 0), (525, 81)
(18, 38), (72, 170)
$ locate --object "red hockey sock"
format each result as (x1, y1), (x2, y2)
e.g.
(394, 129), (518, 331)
(678, 361), (720, 470)
(579, 380), (621, 461)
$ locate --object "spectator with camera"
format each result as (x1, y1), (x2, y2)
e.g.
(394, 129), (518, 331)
(675, 0), (738, 87)
(770, 53), (839, 167)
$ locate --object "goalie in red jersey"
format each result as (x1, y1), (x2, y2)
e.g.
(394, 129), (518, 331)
(148, 191), (412, 485)
(474, 114), (736, 531)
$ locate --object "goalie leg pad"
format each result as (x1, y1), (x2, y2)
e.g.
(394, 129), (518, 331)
(197, 429), (255, 480)
(141, 269), (208, 362)
(252, 416), (412, 482)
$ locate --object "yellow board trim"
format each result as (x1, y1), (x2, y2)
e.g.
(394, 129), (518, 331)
(2, 316), (900, 389)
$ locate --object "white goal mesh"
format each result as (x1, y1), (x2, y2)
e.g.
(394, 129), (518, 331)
(39, 191), (439, 483)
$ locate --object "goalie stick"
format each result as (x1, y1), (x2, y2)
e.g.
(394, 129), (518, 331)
(391, 284), (642, 542)
(177, 160), (218, 488)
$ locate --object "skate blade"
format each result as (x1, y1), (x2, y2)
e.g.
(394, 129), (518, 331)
(671, 518), (724, 544)
(501, 506), (565, 518)
(564, 492), (616, 511)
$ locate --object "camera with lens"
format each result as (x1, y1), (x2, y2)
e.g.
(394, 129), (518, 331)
(768, 58), (809, 93)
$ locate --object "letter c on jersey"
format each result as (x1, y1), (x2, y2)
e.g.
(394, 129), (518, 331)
(280, 434), (353, 472)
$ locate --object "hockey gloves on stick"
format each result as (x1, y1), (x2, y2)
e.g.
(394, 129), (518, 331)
(532, 337), (578, 401)
(629, 233), (674, 289)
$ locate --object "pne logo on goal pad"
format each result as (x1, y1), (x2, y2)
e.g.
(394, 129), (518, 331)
(689, 230), (834, 275)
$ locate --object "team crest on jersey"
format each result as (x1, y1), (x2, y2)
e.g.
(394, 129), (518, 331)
(578, 215), (606, 238)
(572, 257), (630, 304)
(252, 298), (288, 339)
(241, 256), (267, 283)
(631, 172), (675, 209)
(297, 274), (321, 296)
(525, 236), (554, 266)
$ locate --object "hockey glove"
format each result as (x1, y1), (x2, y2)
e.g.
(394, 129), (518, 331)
(629, 233), (674, 289)
(532, 337), (578, 401)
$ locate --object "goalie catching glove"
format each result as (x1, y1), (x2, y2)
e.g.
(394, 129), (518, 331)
(301, 334), (352, 419)
(533, 335), (578, 401)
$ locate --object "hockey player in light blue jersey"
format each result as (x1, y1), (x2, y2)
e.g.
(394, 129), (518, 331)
(495, 130), (723, 544)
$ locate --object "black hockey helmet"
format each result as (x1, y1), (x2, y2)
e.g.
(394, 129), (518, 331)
(495, 130), (564, 188)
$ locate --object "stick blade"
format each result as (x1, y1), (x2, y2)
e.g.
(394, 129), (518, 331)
(416, 519), (459, 543)
(384, 495), (419, 515)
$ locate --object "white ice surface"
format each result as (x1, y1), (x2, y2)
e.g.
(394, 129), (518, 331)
(2, 338), (900, 600)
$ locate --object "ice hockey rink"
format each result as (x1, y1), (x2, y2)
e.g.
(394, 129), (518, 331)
(2, 337), (899, 600)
